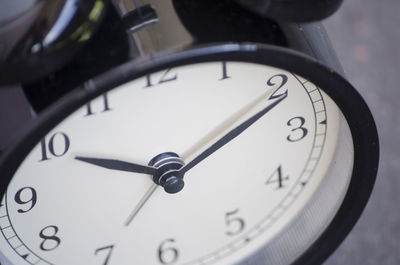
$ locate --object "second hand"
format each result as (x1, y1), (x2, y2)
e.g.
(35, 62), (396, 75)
(125, 182), (158, 226)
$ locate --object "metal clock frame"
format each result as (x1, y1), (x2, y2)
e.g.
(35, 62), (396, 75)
(0, 42), (378, 265)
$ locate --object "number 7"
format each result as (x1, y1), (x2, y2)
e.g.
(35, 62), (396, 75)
(95, 245), (114, 265)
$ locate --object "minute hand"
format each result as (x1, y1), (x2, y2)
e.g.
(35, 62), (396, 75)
(178, 93), (287, 176)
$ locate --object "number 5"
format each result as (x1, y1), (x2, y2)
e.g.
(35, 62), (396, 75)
(225, 209), (245, 236)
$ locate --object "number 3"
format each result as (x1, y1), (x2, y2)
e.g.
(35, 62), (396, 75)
(287, 116), (308, 142)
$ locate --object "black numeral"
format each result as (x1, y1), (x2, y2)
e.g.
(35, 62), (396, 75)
(287, 116), (308, 142)
(268, 74), (288, 99)
(39, 132), (70, 161)
(145, 68), (177, 88)
(85, 93), (112, 116)
(158, 238), (179, 265)
(219, 61), (231, 80)
(266, 165), (289, 189)
(39, 225), (61, 251)
(225, 209), (245, 236)
(95, 245), (114, 265)
(14, 187), (37, 213)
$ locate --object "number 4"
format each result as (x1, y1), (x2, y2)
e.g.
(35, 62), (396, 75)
(266, 165), (289, 189)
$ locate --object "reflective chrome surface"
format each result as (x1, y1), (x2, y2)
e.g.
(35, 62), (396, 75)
(0, 0), (106, 85)
(113, 0), (193, 56)
(114, 0), (342, 73)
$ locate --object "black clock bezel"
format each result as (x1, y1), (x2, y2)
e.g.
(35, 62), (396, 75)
(0, 43), (379, 265)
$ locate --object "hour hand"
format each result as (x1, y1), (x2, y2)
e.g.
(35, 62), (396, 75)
(75, 156), (158, 175)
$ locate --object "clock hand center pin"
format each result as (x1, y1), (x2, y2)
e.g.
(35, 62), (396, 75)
(148, 152), (185, 194)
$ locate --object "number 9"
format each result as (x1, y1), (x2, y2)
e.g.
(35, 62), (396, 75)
(14, 187), (37, 213)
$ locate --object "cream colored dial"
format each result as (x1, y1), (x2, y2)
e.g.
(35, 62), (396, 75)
(0, 62), (353, 265)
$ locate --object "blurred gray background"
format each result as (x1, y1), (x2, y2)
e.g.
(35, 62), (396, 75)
(0, 0), (399, 264)
(324, 0), (400, 264)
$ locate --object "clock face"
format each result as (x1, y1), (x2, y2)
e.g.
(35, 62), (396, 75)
(0, 61), (355, 265)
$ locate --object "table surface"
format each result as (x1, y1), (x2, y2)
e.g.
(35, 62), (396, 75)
(0, 0), (399, 264)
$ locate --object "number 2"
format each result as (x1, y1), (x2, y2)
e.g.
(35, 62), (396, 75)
(268, 74), (288, 99)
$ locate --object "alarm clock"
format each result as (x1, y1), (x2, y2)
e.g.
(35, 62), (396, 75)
(0, 0), (378, 265)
